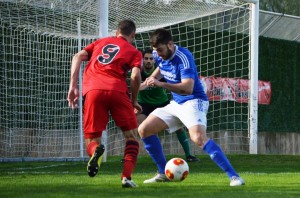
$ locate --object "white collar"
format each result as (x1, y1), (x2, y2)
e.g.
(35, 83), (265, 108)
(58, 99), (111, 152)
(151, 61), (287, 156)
(166, 45), (178, 61)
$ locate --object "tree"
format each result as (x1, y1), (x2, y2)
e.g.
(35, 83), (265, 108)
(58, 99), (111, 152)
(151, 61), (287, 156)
(259, 0), (300, 16)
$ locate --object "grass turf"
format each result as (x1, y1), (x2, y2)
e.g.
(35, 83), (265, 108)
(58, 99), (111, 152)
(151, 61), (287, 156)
(0, 155), (300, 198)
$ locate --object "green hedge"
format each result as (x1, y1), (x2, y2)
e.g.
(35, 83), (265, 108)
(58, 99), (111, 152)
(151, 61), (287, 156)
(258, 37), (300, 132)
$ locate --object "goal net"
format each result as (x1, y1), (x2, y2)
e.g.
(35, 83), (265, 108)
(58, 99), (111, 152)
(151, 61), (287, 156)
(0, 0), (256, 161)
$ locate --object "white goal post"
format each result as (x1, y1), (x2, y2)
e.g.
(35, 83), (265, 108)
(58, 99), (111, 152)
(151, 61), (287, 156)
(0, 0), (259, 161)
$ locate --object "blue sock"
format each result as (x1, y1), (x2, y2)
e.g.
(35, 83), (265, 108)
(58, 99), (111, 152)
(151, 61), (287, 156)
(203, 139), (239, 178)
(142, 135), (167, 174)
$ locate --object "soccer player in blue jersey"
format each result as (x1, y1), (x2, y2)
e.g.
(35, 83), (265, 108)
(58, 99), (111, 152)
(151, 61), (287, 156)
(138, 28), (245, 186)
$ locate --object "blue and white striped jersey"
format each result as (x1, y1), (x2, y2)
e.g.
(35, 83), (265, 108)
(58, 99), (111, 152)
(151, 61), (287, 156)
(153, 45), (208, 104)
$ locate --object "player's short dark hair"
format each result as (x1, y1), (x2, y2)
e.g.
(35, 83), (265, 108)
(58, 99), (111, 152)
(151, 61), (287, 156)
(142, 48), (153, 57)
(117, 19), (136, 36)
(149, 28), (172, 47)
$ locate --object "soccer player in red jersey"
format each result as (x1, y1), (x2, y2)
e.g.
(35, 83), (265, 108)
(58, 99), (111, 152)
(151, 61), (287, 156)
(67, 19), (142, 188)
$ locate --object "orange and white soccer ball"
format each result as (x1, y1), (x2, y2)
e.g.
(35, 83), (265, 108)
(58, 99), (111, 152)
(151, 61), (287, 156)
(165, 158), (189, 182)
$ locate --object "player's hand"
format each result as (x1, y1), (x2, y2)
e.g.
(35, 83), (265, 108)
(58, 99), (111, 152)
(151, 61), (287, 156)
(145, 77), (160, 87)
(133, 102), (142, 114)
(139, 81), (148, 90)
(67, 87), (79, 109)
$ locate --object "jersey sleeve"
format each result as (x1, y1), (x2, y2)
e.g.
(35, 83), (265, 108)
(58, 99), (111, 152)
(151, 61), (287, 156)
(179, 53), (195, 79)
(153, 51), (160, 67)
(130, 50), (143, 69)
(83, 40), (97, 59)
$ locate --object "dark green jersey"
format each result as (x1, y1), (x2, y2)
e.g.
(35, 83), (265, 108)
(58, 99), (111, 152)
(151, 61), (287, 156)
(138, 67), (169, 105)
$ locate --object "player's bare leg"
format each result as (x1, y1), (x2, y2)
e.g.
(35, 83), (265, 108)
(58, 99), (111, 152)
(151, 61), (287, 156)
(175, 129), (200, 162)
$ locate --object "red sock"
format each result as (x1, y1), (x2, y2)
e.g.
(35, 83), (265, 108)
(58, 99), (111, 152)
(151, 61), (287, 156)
(122, 140), (139, 180)
(86, 141), (99, 157)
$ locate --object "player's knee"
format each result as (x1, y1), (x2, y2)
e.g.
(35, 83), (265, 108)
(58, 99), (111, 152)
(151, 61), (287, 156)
(192, 138), (205, 147)
(138, 124), (145, 137)
(123, 129), (138, 140)
(190, 133), (207, 147)
(138, 124), (150, 138)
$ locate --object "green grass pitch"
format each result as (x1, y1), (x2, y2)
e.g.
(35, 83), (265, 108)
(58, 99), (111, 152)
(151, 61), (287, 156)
(0, 155), (300, 198)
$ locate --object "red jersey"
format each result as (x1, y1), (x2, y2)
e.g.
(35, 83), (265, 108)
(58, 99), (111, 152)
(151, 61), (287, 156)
(82, 36), (142, 96)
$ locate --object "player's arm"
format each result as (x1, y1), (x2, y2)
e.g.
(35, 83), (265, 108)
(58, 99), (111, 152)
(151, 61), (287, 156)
(146, 55), (195, 94)
(146, 77), (194, 95)
(69, 50), (89, 87)
(130, 66), (142, 112)
(139, 81), (148, 91)
(139, 67), (163, 90)
(67, 50), (89, 108)
(145, 66), (195, 95)
(150, 67), (163, 80)
(144, 63), (194, 95)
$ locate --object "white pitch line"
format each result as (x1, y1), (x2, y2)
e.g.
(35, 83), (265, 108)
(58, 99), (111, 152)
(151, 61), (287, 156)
(1, 163), (84, 171)
(4, 171), (85, 175)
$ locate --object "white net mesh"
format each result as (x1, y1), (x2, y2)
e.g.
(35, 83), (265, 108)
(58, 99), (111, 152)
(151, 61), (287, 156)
(0, 0), (252, 160)
(108, 6), (251, 156)
(1, 0), (247, 38)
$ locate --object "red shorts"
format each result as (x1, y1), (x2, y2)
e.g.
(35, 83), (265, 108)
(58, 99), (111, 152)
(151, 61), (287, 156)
(83, 90), (138, 139)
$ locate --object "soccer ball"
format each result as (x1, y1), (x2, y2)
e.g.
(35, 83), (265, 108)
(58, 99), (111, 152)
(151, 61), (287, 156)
(165, 158), (189, 182)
